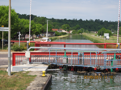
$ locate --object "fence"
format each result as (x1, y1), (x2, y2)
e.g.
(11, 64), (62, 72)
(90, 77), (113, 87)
(35, 42), (119, 50)
(12, 47), (121, 69)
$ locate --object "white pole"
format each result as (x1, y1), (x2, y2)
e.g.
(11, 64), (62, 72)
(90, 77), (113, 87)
(29, 0), (32, 44)
(8, 0), (11, 76)
(46, 20), (48, 38)
(117, 0), (121, 44)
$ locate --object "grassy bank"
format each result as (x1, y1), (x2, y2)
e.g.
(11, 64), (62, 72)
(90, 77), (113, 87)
(0, 68), (36, 90)
(82, 33), (120, 48)
(49, 34), (69, 41)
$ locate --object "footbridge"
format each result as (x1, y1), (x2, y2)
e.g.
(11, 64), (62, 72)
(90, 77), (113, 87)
(12, 42), (121, 72)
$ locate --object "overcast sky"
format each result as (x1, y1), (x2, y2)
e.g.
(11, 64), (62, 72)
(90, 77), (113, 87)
(0, 0), (120, 21)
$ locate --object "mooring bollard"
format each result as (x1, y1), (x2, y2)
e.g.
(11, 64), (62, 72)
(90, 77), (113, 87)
(42, 71), (46, 77)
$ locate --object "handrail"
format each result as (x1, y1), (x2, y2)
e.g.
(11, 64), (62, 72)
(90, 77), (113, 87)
(28, 46), (121, 51)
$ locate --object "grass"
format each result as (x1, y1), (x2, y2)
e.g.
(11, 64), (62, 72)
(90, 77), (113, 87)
(0, 68), (36, 90)
(83, 33), (121, 48)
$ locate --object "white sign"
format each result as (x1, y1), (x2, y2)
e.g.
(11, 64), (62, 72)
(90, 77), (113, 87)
(25, 51), (30, 58)
(104, 33), (109, 39)
(104, 33), (109, 37)
(0, 27), (9, 31)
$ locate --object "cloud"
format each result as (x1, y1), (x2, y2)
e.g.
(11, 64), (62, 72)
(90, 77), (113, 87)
(0, 0), (119, 21)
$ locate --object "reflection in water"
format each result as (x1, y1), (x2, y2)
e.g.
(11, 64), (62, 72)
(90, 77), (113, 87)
(54, 34), (91, 43)
(48, 71), (121, 90)
(52, 34), (99, 49)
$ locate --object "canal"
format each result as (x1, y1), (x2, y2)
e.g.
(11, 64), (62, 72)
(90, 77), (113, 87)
(54, 34), (93, 43)
(48, 34), (121, 90)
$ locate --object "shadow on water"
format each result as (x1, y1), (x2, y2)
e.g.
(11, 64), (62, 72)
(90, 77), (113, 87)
(48, 71), (121, 90)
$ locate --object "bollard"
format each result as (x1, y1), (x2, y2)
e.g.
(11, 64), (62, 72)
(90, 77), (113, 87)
(42, 71), (46, 77)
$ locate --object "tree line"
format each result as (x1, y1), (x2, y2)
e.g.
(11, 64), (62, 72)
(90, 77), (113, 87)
(17, 13), (119, 32)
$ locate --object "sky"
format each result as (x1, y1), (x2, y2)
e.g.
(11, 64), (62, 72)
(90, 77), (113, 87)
(0, 0), (120, 21)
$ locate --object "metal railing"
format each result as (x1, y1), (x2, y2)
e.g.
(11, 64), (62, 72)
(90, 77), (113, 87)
(12, 47), (121, 69)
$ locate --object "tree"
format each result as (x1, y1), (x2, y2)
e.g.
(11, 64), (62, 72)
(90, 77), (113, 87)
(33, 17), (47, 25)
(74, 25), (80, 30)
(0, 5), (19, 39)
(98, 27), (112, 36)
(61, 24), (70, 31)
(43, 24), (53, 33)
(98, 28), (106, 36)
(72, 30), (76, 34)
(18, 19), (29, 39)
(35, 24), (43, 35)
(77, 29), (83, 34)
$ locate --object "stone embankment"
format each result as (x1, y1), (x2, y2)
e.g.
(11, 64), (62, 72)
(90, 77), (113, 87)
(26, 71), (52, 90)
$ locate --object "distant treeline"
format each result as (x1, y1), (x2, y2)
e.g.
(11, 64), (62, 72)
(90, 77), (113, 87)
(17, 13), (119, 32)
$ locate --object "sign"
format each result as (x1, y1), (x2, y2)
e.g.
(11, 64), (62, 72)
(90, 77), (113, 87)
(25, 51), (30, 58)
(0, 27), (9, 31)
(104, 33), (109, 40)
(104, 33), (109, 37)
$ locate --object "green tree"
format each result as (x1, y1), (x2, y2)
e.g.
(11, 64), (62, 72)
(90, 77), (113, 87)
(61, 24), (70, 31)
(74, 25), (80, 30)
(72, 30), (76, 34)
(77, 29), (83, 34)
(98, 27), (112, 36)
(35, 24), (43, 35)
(33, 17), (46, 25)
(18, 19), (29, 39)
(98, 28), (106, 36)
(0, 5), (19, 39)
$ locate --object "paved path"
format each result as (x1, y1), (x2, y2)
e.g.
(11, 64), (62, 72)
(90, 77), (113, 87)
(0, 52), (12, 66)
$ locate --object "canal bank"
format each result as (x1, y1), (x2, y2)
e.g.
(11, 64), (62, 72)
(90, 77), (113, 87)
(26, 71), (52, 90)
(82, 33), (118, 48)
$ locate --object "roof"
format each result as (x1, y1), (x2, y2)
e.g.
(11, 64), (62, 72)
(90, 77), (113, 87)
(52, 29), (58, 31)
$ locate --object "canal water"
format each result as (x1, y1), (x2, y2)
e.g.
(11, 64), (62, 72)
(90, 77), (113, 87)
(48, 34), (121, 90)
(53, 34), (98, 49)
(54, 34), (93, 43)
(48, 71), (121, 90)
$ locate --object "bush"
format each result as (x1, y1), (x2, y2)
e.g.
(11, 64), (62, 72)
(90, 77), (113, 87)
(12, 43), (25, 51)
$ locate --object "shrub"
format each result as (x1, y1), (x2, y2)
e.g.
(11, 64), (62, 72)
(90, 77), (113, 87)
(12, 43), (25, 51)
